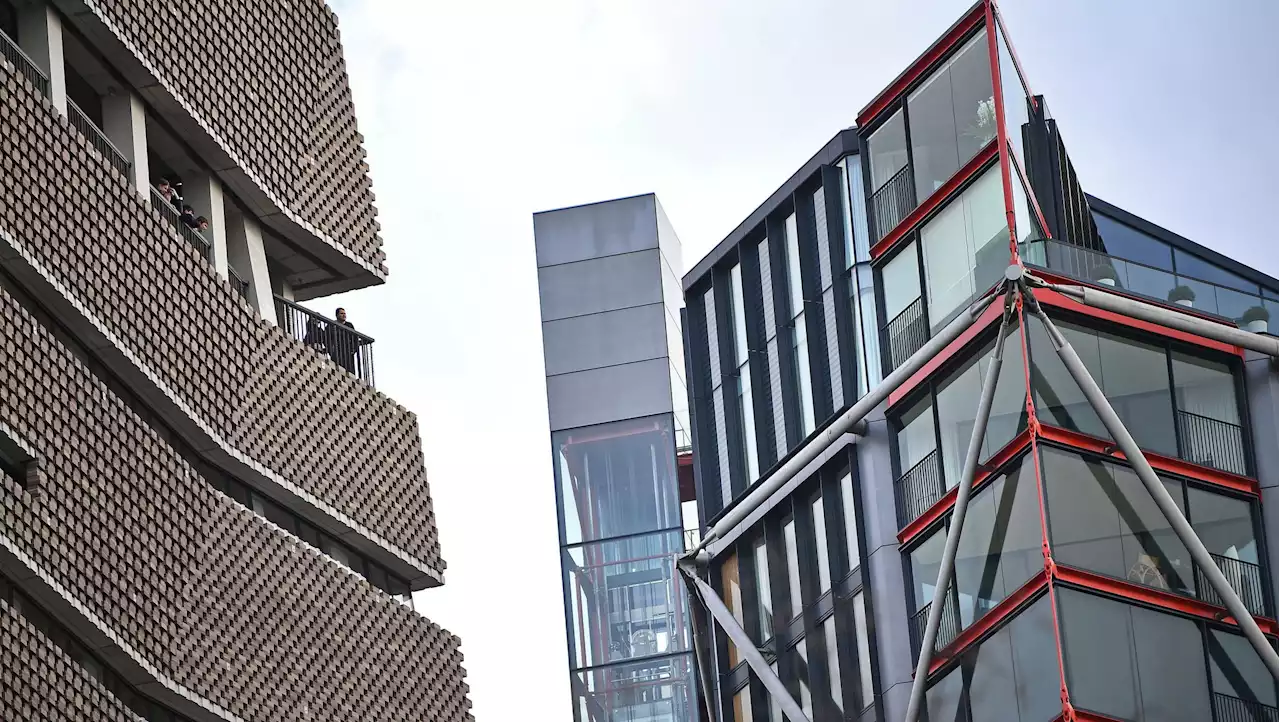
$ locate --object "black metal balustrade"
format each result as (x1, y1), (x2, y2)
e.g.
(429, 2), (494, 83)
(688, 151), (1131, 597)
(67, 99), (131, 179)
(1177, 409), (1248, 477)
(895, 449), (942, 529)
(275, 296), (376, 387)
(870, 163), (917, 241)
(909, 592), (961, 657)
(1213, 693), (1278, 722)
(1196, 553), (1266, 617)
(883, 296), (929, 371)
(150, 186), (213, 262)
(227, 266), (249, 301)
(0, 29), (49, 97)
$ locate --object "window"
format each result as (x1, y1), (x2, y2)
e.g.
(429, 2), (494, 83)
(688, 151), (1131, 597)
(722, 550), (743, 668)
(1171, 350), (1245, 475)
(572, 655), (695, 722)
(565, 531), (687, 670)
(925, 593), (1059, 722)
(752, 536), (773, 642)
(919, 165), (1009, 326)
(868, 109), (909, 192)
(787, 639), (813, 718)
(1207, 629), (1278, 708)
(881, 242), (921, 323)
(730, 264), (760, 482)
(1093, 212), (1174, 271)
(852, 592), (875, 711)
(784, 518), (803, 619)
(783, 214), (816, 437)
(907, 30), (995, 197)
(823, 616), (844, 715)
(855, 265), (882, 391)
(839, 473), (861, 572)
(812, 496), (832, 594)
(996, 26), (1031, 173)
(1058, 588), (1212, 722)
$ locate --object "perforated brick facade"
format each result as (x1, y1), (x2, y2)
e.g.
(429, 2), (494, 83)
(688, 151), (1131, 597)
(80, 0), (384, 273)
(0, 69), (440, 569)
(0, 285), (471, 721)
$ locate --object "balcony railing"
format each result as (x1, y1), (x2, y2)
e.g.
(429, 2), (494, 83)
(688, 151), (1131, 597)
(1177, 410), (1248, 477)
(150, 186), (213, 262)
(883, 296), (929, 371)
(909, 592), (961, 657)
(1022, 238), (1279, 336)
(275, 296), (375, 387)
(1213, 693), (1278, 722)
(870, 163), (917, 241)
(0, 29), (49, 97)
(1196, 553), (1266, 617)
(227, 266), (249, 301)
(67, 99), (131, 179)
(895, 449), (942, 529)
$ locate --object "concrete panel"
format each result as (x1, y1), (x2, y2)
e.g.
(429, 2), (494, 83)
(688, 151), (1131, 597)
(534, 194), (658, 268)
(537, 250), (664, 323)
(655, 197), (684, 283)
(547, 358), (674, 432)
(542, 303), (668, 377)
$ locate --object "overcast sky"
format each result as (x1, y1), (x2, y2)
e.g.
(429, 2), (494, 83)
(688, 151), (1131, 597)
(323, 1), (1277, 718)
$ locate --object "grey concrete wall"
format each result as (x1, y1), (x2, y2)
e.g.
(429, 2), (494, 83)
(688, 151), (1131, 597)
(1244, 351), (1278, 591)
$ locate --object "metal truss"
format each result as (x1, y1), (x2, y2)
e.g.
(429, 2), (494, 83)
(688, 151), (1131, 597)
(676, 265), (1279, 722)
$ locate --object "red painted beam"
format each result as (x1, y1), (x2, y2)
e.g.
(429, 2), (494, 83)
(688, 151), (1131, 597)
(926, 570), (1049, 676)
(886, 293), (1006, 409)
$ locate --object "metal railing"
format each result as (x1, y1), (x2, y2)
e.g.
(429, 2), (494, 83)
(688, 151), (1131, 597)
(683, 529), (701, 551)
(150, 186), (213, 262)
(274, 296), (376, 387)
(1021, 238), (1278, 336)
(883, 296), (929, 371)
(894, 449), (942, 528)
(870, 163), (916, 240)
(227, 266), (249, 301)
(1197, 553), (1266, 617)
(1177, 409), (1248, 477)
(1213, 693), (1278, 722)
(909, 593), (961, 657)
(0, 29), (49, 97)
(67, 99), (131, 179)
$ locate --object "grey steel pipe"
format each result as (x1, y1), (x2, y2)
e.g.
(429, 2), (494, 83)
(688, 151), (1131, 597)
(1028, 301), (1280, 680)
(678, 566), (812, 722)
(902, 293), (1015, 722)
(1051, 283), (1279, 358)
(681, 566), (719, 721)
(699, 291), (1001, 551)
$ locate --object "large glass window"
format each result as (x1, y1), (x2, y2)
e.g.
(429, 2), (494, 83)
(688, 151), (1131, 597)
(882, 241), (922, 323)
(910, 454), (1041, 634)
(934, 328), (1027, 489)
(925, 593), (1059, 722)
(920, 165), (1009, 326)
(996, 27), (1031, 173)
(1042, 447), (1192, 595)
(730, 264), (760, 482)
(1171, 350), (1245, 475)
(868, 108), (909, 191)
(1092, 212), (1175, 272)
(1207, 629), (1278, 709)
(1028, 318), (1178, 457)
(565, 530), (688, 670)
(783, 213), (816, 437)
(1058, 588), (1212, 722)
(573, 654), (697, 722)
(784, 517), (803, 619)
(907, 30), (995, 198)
(554, 415), (682, 545)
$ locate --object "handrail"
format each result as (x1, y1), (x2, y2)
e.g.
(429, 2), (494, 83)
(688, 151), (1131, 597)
(870, 162), (916, 241)
(882, 295), (928, 370)
(908, 592), (960, 656)
(66, 98), (131, 179)
(0, 28), (49, 97)
(894, 448), (942, 528)
(149, 186), (213, 262)
(1213, 692), (1278, 722)
(1176, 409), (1248, 477)
(227, 266), (249, 301)
(273, 296), (376, 387)
(1197, 553), (1266, 617)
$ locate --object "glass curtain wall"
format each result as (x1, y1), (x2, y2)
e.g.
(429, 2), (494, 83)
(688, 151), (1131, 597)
(783, 213), (816, 436)
(729, 263), (760, 482)
(907, 29), (995, 199)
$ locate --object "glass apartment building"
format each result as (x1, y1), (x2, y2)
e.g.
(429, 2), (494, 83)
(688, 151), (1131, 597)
(676, 2), (1279, 721)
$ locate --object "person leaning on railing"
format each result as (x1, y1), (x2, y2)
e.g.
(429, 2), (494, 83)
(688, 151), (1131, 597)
(328, 307), (371, 375)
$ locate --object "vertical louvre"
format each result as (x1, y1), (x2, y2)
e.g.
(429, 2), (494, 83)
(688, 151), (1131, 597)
(712, 389), (731, 507)
(687, 291), (721, 516)
(767, 338), (786, 461)
(705, 289), (721, 379)
(814, 186), (832, 289)
(823, 286), (843, 409)
(759, 240), (776, 335)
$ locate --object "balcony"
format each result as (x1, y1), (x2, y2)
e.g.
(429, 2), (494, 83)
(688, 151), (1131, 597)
(883, 296), (929, 371)
(1214, 693), (1278, 722)
(275, 297), (376, 387)
(150, 186), (213, 262)
(0, 28), (48, 97)
(1177, 410), (1248, 478)
(870, 163), (917, 242)
(227, 266), (250, 301)
(895, 449), (943, 529)
(1196, 553), (1266, 617)
(1022, 238), (1279, 336)
(66, 99), (130, 179)
(908, 591), (961, 656)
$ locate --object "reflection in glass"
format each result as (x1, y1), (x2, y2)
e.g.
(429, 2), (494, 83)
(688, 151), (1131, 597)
(997, 27), (1031, 173)
(882, 241), (922, 322)
(792, 319), (816, 437)
(934, 327), (1027, 488)
(839, 473), (861, 572)
(784, 518), (803, 619)
(823, 616), (844, 715)
(920, 166), (1009, 326)
(908, 30), (995, 197)
(565, 531), (688, 670)
(554, 415), (681, 546)
(813, 496), (832, 594)
(723, 550), (743, 668)
(853, 593), (875, 711)
(1207, 630), (1277, 708)
(868, 108), (909, 190)
(1058, 588), (1212, 722)
(572, 654), (697, 722)
(788, 639), (813, 718)
(752, 536), (773, 642)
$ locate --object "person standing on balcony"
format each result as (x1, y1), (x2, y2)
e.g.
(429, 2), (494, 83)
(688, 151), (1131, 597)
(195, 216), (210, 233)
(181, 204), (198, 228)
(328, 307), (368, 375)
(156, 177), (179, 208)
